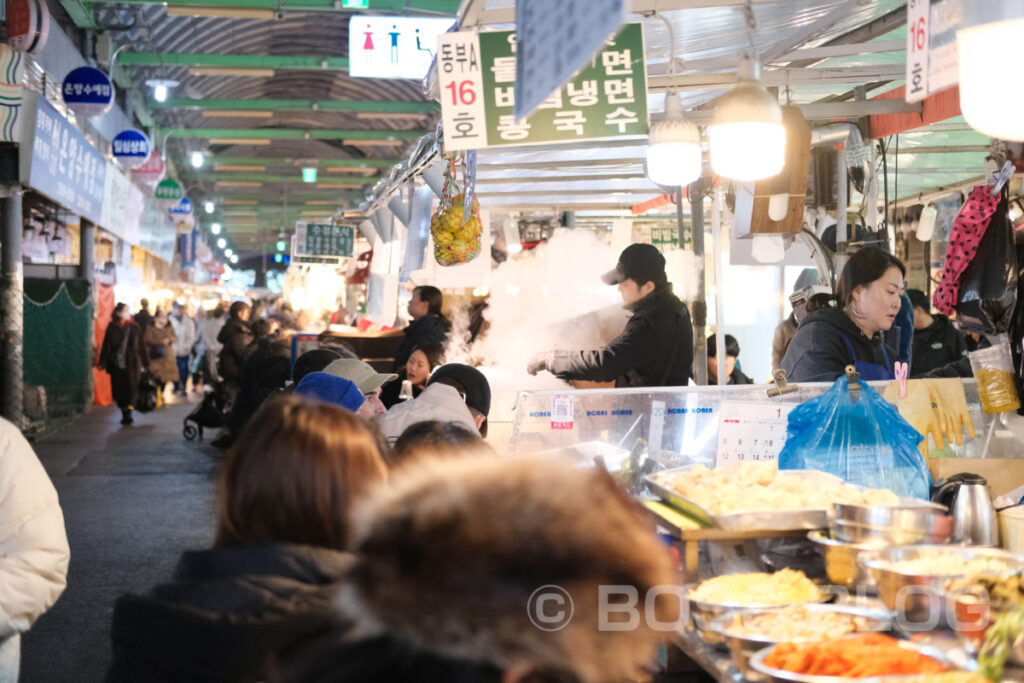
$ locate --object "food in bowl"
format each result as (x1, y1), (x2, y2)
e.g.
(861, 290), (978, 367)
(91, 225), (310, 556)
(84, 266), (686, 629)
(689, 569), (819, 606)
(722, 605), (881, 642)
(652, 462), (899, 515)
(884, 554), (1016, 577)
(763, 633), (948, 677)
(947, 571), (1024, 608)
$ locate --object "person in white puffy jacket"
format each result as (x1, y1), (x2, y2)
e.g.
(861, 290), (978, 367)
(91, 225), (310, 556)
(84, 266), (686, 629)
(170, 303), (198, 395)
(0, 418), (69, 682)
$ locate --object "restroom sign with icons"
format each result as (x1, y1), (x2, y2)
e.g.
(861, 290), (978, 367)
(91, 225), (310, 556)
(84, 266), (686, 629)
(348, 16), (455, 79)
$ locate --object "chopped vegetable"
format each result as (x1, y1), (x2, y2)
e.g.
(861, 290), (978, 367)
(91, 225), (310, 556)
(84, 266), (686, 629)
(763, 633), (948, 678)
(978, 608), (1024, 682)
(690, 569), (819, 606)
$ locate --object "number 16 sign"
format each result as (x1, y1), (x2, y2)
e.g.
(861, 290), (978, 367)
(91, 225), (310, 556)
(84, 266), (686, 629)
(437, 31), (488, 152)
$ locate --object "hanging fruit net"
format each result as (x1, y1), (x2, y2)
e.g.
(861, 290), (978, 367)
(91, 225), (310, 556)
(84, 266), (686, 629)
(430, 154), (482, 266)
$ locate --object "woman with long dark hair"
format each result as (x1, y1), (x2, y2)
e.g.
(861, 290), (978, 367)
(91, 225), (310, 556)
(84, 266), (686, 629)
(98, 303), (148, 425)
(392, 286), (450, 370)
(781, 247), (905, 382)
(106, 396), (388, 682)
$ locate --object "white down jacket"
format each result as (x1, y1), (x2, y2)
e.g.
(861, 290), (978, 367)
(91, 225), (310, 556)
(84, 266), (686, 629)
(0, 419), (69, 682)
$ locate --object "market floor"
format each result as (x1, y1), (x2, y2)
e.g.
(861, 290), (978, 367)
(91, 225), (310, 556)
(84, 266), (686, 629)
(20, 392), (220, 683)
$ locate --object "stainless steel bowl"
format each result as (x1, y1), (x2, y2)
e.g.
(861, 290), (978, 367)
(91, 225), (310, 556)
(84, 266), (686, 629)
(684, 582), (825, 646)
(748, 637), (960, 682)
(858, 545), (1024, 627)
(709, 604), (890, 679)
(806, 531), (879, 592)
(830, 502), (953, 546)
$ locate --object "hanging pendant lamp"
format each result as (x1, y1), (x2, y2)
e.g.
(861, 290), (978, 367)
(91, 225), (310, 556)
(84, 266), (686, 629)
(646, 92), (702, 187)
(958, 1), (1024, 140)
(709, 57), (786, 181)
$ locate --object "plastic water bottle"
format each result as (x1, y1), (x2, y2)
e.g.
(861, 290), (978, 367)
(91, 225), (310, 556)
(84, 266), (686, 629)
(399, 379), (414, 401)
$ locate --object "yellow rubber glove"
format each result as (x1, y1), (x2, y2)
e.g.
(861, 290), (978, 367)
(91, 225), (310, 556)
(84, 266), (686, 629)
(923, 377), (977, 446)
(883, 379), (946, 456)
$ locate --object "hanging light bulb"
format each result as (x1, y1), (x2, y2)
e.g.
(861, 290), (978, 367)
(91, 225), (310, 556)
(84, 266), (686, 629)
(646, 92), (702, 187)
(217, 238), (227, 249)
(709, 57), (786, 181)
(190, 151), (204, 168)
(154, 84), (168, 102)
(230, 254), (239, 264)
(204, 201), (215, 214)
(958, 2), (1024, 140)
(211, 223), (221, 234)
(224, 248), (233, 257)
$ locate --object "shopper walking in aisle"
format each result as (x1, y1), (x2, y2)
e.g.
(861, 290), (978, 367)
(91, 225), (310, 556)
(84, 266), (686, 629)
(144, 310), (179, 404)
(393, 285), (450, 371)
(217, 301), (254, 395)
(170, 303), (196, 396)
(134, 298), (153, 332)
(197, 303), (225, 386)
(106, 396), (388, 682)
(0, 418), (70, 683)
(527, 243), (693, 387)
(98, 303), (149, 425)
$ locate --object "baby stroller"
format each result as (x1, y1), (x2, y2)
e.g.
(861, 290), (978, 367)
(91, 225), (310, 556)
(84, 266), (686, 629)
(183, 382), (230, 440)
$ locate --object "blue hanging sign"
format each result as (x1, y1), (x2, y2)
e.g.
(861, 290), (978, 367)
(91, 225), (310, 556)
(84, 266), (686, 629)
(112, 128), (150, 168)
(168, 196), (194, 216)
(61, 66), (114, 118)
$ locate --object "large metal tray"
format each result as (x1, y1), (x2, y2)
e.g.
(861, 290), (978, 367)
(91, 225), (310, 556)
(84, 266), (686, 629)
(645, 468), (856, 532)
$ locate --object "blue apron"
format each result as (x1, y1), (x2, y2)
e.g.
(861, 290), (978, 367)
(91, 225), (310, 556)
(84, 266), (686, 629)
(839, 332), (894, 381)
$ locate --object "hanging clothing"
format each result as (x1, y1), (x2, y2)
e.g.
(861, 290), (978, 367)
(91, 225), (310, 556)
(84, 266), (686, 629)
(932, 186), (1000, 315)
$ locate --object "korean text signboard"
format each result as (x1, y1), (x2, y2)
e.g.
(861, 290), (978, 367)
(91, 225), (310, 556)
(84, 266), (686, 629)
(905, 0), (961, 103)
(438, 23), (647, 152)
(513, 0), (624, 120)
(25, 96), (108, 225)
(61, 66), (114, 118)
(112, 129), (150, 168)
(294, 222), (355, 258)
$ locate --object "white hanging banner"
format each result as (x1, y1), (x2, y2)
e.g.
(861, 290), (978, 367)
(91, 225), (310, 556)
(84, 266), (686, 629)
(905, 0), (961, 103)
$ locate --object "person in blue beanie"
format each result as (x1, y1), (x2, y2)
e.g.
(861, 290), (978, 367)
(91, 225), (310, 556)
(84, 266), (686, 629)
(294, 372), (365, 413)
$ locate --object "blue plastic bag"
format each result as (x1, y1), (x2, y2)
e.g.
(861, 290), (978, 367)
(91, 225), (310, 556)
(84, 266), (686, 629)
(778, 375), (932, 500)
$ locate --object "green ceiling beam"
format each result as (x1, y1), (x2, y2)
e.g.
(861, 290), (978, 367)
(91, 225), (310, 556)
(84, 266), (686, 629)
(152, 98), (438, 113)
(82, 0), (458, 12)
(119, 53), (349, 71)
(58, 0), (98, 27)
(206, 156), (398, 167)
(163, 127), (425, 140)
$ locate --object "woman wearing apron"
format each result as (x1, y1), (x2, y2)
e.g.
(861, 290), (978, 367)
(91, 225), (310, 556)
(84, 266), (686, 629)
(781, 247), (904, 382)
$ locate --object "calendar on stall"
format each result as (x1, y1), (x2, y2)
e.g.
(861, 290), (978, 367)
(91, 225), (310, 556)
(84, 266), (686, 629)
(715, 401), (795, 468)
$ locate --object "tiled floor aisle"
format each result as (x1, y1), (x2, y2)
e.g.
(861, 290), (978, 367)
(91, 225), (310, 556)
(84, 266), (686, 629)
(20, 394), (220, 682)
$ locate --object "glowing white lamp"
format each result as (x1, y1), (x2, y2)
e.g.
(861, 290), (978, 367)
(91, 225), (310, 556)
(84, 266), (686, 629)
(224, 248), (233, 257)
(645, 92), (702, 187)
(190, 151), (204, 168)
(204, 201), (215, 214)
(709, 57), (786, 181)
(211, 223), (221, 234)
(154, 84), (168, 102)
(958, 2), (1024, 140)
(230, 254), (239, 264)
(217, 238), (226, 249)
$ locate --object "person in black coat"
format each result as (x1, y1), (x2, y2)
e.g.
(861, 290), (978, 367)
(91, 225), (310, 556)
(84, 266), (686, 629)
(392, 286), (449, 371)
(707, 333), (753, 384)
(217, 301), (254, 387)
(106, 396), (388, 683)
(781, 248), (905, 383)
(527, 243), (693, 387)
(906, 288), (970, 378)
(98, 303), (149, 425)
(134, 298), (152, 332)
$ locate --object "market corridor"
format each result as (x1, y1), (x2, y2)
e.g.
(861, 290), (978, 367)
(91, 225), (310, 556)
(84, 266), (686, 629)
(20, 398), (218, 683)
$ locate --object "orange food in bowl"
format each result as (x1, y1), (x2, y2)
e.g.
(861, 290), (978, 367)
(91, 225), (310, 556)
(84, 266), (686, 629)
(763, 633), (948, 678)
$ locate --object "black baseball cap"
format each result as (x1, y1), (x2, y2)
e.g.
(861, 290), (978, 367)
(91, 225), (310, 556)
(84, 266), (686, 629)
(427, 363), (491, 437)
(601, 243), (667, 286)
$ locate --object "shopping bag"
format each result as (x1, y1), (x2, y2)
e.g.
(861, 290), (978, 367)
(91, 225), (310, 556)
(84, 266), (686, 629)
(778, 374), (932, 500)
(957, 192), (1018, 335)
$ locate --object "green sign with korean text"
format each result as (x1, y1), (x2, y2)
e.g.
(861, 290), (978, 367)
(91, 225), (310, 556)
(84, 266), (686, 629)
(437, 23), (647, 152)
(294, 222), (354, 258)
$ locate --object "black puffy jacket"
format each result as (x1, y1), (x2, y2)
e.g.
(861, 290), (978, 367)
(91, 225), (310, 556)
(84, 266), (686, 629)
(545, 285), (693, 387)
(106, 544), (351, 683)
(911, 314), (969, 378)
(780, 306), (897, 383)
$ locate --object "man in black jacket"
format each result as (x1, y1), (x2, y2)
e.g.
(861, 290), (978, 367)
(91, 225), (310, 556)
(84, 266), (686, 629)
(527, 243), (693, 387)
(906, 288), (970, 377)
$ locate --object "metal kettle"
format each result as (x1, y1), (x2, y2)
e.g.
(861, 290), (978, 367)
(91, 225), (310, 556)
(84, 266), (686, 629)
(931, 473), (999, 546)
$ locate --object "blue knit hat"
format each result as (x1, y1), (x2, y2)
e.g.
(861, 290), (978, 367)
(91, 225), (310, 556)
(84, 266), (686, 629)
(294, 372), (365, 413)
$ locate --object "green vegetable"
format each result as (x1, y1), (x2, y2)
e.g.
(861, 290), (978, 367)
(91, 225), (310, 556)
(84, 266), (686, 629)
(978, 607), (1024, 682)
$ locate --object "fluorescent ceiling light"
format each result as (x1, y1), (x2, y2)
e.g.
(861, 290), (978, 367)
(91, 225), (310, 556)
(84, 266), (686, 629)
(190, 67), (276, 78)
(166, 6), (275, 19)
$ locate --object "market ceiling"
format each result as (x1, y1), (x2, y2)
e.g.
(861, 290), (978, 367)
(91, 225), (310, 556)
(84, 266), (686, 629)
(55, 0), (456, 254)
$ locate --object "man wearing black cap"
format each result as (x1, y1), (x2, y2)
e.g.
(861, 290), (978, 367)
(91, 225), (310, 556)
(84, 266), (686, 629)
(527, 243), (693, 387)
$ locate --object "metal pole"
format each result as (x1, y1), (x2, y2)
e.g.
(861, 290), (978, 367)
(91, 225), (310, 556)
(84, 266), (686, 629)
(712, 189), (726, 385)
(688, 181), (707, 386)
(80, 220), (95, 284)
(1, 191), (23, 426)
(836, 148), (849, 275)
